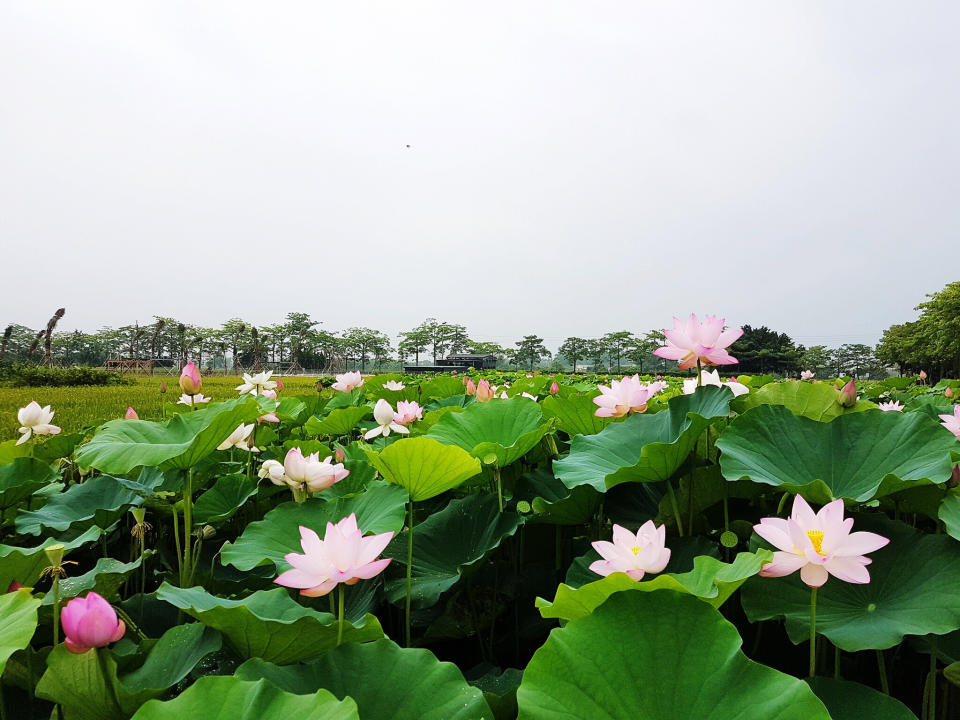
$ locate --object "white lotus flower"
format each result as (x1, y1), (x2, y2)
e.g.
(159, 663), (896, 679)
(364, 399), (410, 439)
(258, 459), (287, 485)
(217, 423), (258, 452)
(177, 393), (211, 406)
(16, 401), (61, 445)
(236, 372), (277, 396)
(383, 380), (405, 391)
(682, 369), (749, 397)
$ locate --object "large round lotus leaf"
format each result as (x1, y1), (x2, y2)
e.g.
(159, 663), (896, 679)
(426, 396), (554, 467)
(536, 549), (771, 621)
(220, 481), (408, 571)
(0, 589), (40, 675)
(0, 457), (57, 510)
(520, 467), (601, 526)
(75, 397), (261, 474)
(517, 590), (830, 720)
(304, 406), (372, 436)
(41, 554), (147, 606)
(420, 376), (468, 400)
(365, 436), (481, 501)
(191, 474), (258, 524)
(939, 487), (960, 542)
(731, 380), (875, 421)
(553, 386), (733, 492)
(717, 404), (958, 503)
(541, 394), (614, 437)
(805, 678), (916, 720)
(15, 473), (146, 535)
(131, 677), (359, 720)
(382, 493), (520, 608)
(0, 526), (100, 591)
(741, 516), (960, 651)
(236, 638), (491, 720)
(155, 583), (383, 665)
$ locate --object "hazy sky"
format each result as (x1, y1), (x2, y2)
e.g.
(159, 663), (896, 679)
(1, 2), (958, 351)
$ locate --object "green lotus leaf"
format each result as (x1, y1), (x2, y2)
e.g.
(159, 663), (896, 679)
(420, 376), (467, 400)
(220, 481), (407, 572)
(381, 494), (520, 608)
(42, 554), (149, 605)
(0, 526), (100, 591)
(470, 667), (522, 720)
(521, 467), (601, 525)
(426, 396), (554, 467)
(155, 583), (383, 664)
(192, 474), (258, 524)
(717, 404), (958, 503)
(805, 678), (916, 720)
(517, 590), (830, 720)
(236, 638), (492, 720)
(536, 549), (771, 622)
(939, 487), (960, 542)
(74, 397), (261, 474)
(731, 380), (875, 421)
(553, 386), (733, 492)
(131, 676), (359, 720)
(365, 437), (481, 502)
(15, 473), (146, 536)
(540, 393), (613, 437)
(0, 457), (58, 512)
(304, 406), (372, 436)
(741, 516), (960, 651)
(0, 589), (40, 675)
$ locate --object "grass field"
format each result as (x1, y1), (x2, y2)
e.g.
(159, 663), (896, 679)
(0, 374), (324, 441)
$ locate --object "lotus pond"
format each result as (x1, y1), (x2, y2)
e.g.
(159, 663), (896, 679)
(2, 365), (959, 719)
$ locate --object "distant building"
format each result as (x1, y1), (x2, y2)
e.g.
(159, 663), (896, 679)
(405, 353), (497, 374)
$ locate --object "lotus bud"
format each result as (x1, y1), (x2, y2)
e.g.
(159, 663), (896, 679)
(949, 465), (960, 489)
(335, 446), (346, 463)
(947, 387), (955, 398)
(276, 378), (284, 392)
(125, 406), (139, 420)
(179, 361), (202, 395)
(199, 525), (215, 540)
(465, 379), (477, 396)
(61, 592), (125, 653)
(550, 381), (559, 395)
(159, 381), (167, 394)
(920, 370), (927, 380)
(838, 380), (857, 408)
(476, 379), (493, 402)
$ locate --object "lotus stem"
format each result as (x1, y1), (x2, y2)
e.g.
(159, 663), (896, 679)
(495, 466), (503, 513)
(809, 586), (818, 677)
(665, 479), (684, 537)
(834, 644), (840, 680)
(337, 584), (345, 647)
(171, 505), (182, 581)
(876, 649), (888, 694)
(182, 468), (193, 586)
(697, 358), (702, 386)
(928, 636), (937, 720)
(52, 574), (60, 646)
(405, 500), (414, 648)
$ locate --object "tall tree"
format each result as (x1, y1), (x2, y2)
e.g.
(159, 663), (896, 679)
(398, 325), (431, 366)
(465, 340), (510, 365)
(284, 312), (319, 371)
(732, 325), (802, 375)
(221, 319), (248, 372)
(558, 337), (589, 372)
(602, 331), (635, 374)
(512, 334), (551, 370)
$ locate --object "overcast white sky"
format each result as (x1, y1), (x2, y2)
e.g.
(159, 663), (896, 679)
(1, 2), (958, 351)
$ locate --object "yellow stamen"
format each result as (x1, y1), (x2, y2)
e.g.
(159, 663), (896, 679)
(631, 546), (642, 555)
(806, 530), (825, 556)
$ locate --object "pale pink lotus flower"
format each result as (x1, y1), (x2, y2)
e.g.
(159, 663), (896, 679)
(498, 391), (509, 399)
(179, 361), (202, 395)
(593, 375), (661, 417)
(217, 423), (259, 452)
(124, 407), (139, 420)
(590, 521), (671, 581)
(653, 314), (743, 370)
(393, 400), (423, 426)
(526, 373), (533, 378)
(16, 402), (61, 445)
(177, 393), (211, 406)
(647, 380), (669, 395)
(939, 406), (960, 439)
(801, 370), (815, 380)
(364, 399), (410, 439)
(236, 371), (277, 396)
(919, 370), (928, 380)
(274, 514), (393, 597)
(753, 495), (889, 588)
(332, 371), (364, 393)
(521, 392), (538, 401)
(947, 387), (955, 398)
(550, 381), (559, 395)
(383, 380), (405, 391)
(261, 389), (278, 400)
(682, 370), (749, 397)
(61, 592), (125, 653)
(465, 379), (477, 396)
(258, 459), (287, 486)
(877, 400), (904, 412)
(266, 447), (349, 493)
(258, 411), (280, 423)
(335, 446), (346, 462)
(476, 379), (493, 402)
(838, 380), (858, 408)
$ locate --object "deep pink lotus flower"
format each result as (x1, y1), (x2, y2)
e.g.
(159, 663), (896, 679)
(465, 379), (477, 396)
(940, 406), (960, 439)
(393, 400), (423, 426)
(61, 592), (126, 653)
(332, 371), (364, 393)
(476, 379), (493, 402)
(838, 380), (857, 408)
(590, 521), (671, 581)
(593, 375), (662, 417)
(550, 381), (559, 395)
(754, 495), (889, 587)
(124, 407), (139, 420)
(179, 362), (202, 395)
(274, 514), (393, 597)
(653, 314), (743, 370)
(877, 400), (904, 412)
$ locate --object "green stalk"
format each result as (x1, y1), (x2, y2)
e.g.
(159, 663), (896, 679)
(337, 584), (345, 647)
(171, 505), (182, 582)
(809, 586), (818, 677)
(182, 468), (193, 586)
(928, 636), (937, 720)
(405, 500), (414, 647)
(665, 479), (684, 537)
(52, 575), (61, 646)
(876, 649), (889, 694)
(495, 466), (503, 513)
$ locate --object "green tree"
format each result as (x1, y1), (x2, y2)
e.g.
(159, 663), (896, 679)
(342, 327), (391, 372)
(558, 337), (589, 372)
(624, 335), (659, 373)
(512, 334), (551, 370)
(283, 312), (319, 371)
(602, 331), (635, 374)
(398, 324), (432, 366)
(731, 325), (802, 375)
(466, 340), (510, 365)
(800, 345), (833, 377)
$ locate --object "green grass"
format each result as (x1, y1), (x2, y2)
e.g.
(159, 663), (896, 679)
(0, 374), (323, 441)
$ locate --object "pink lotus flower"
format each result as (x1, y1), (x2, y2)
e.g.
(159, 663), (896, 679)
(476, 379), (493, 402)
(653, 314), (743, 370)
(589, 521), (671, 581)
(124, 407), (139, 420)
(801, 370), (815, 380)
(61, 592), (126, 653)
(335, 446), (346, 462)
(465, 379), (477, 396)
(179, 361), (202, 396)
(940, 406), (960, 439)
(284, 447), (349, 492)
(593, 375), (661, 417)
(383, 380), (405, 391)
(258, 412), (280, 423)
(274, 514), (393, 597)
(16, 402), (61, 445)
(393, 400), (423, 426)
(364, 399), (410, 439)
(261, 389), (278, 400)
(919, 370), (927, 380)
(754, 495), (889, 587)
(177, 393), (211, 406)
(947, 387), (955, 398)
(550, 381), (559, 395)
(877, 400), (904, 412)
(276, 378), (284, 392)
(332, 371), (364, 393)
(838, 380), (857, 408)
